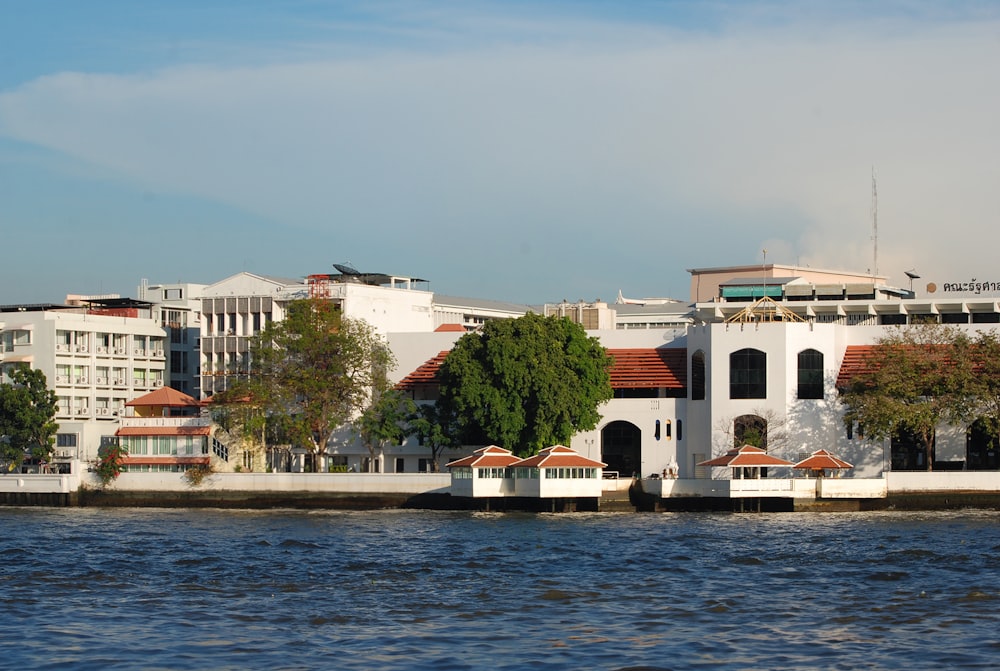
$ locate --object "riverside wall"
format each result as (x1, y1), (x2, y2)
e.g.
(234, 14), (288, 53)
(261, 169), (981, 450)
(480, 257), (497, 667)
(3, 462), (1000, 511)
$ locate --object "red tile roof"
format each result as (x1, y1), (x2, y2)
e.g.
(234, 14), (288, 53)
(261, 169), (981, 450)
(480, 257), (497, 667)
(608, 348), (686, 389)
(396, 351), (450, 390)
(512, 445), (606, 469)
(793, 449), (853, 470)
(126, 387), (202, 408)
(836, 345), (878, 388)
(435, 323), (467, 332)
(697, 445), (793, 468)
(446, 445), (520, 469)
(397, 348), (687, 391)
(836, 344), (984, 389)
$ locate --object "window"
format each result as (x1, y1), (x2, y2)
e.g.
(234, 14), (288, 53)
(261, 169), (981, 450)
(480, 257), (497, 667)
(56, 434), (78, 448)
(797, 349), (824, 400)
(730, 348), (766, 399)
(691, 351), (706, 400)
(734, 414), (767, 449)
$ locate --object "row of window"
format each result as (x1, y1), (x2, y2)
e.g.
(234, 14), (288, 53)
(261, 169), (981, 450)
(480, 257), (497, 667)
(690, 348), (825, 401)
(118, 435), (208, 456)
(56, 330), (165, 354)
(462, 467), (601, 480)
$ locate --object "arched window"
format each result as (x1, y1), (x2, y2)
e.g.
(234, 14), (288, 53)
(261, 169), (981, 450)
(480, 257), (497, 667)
(797, 349), (824, 399)
(730, 348), (766, 399)
(691, 350), (706, 400)
(734, 414), (768, 448)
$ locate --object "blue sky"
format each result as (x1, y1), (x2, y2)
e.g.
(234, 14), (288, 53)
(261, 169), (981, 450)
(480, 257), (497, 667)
(2, 1), (999, 305)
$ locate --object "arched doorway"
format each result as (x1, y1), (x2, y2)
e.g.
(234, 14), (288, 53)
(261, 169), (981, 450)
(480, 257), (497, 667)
(967, 419), (999, 470)
(601, 421), (641, 477)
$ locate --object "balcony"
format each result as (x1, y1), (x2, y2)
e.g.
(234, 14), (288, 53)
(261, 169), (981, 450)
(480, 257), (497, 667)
(119, 416), (210, 429)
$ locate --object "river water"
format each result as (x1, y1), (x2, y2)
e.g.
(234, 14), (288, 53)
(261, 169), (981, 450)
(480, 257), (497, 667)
(1, 507), (998, 670)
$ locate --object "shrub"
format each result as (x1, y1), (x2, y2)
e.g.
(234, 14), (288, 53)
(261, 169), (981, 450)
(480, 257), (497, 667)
(95, 443), (128, 486)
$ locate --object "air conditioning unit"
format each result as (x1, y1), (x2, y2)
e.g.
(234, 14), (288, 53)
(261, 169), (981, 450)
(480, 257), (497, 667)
(115, 348), (125, 355)
(96, 346), (106, 354)
(75, 377), (85, 384)
(55, 375), (66, 383)
(96, 377), (107, 384)
(155, 349), (164, 357)
(115, 378), (124, 385)
(134, 349), (143, 355)
(77, 345), (87, 352)
(56, 344), (67, 351)
(76, 407), (88, 415)
(154, 379), (164, 387)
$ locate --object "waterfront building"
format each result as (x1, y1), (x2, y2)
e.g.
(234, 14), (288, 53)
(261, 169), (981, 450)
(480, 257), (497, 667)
(382, 263), (1000, 482)
(114, 387), (215, 472)
(0, 299), (167, 461)
(138, 280), (206, 398)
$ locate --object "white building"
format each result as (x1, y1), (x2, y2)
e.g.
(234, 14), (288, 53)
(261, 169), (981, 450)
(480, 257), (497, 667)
(138, 280), (206, 398)
(0, 299), (167, 461)
(380, 263), (1000, 481)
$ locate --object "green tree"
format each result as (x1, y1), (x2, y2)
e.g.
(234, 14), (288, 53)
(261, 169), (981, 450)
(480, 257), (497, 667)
(246, 298), (395, 472)
(406, 402), (457, 472)
(355, 388), (415, 472)
(437, 312), (612, 457)
(964, 331), (1000, 447)
(840, 325), (976, 471)
(0, 368), (59, 470)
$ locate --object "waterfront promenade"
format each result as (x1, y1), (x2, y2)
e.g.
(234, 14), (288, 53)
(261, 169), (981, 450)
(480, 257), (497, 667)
(2, 461), (1000, 510)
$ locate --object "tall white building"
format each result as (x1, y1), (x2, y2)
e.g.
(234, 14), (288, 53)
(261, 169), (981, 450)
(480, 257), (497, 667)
(0, 299), (167, 461)
(138, 280), (206, 398)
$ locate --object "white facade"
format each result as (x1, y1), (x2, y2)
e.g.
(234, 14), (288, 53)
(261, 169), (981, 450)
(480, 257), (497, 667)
(139, 280), (206, 398)
(0, 304), (167, 462)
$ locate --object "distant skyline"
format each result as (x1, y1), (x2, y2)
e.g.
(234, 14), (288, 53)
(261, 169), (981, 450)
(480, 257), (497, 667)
(3, 1), (999, 305)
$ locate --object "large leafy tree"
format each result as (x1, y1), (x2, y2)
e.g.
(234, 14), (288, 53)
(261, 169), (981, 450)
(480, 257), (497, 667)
(0, 368), (59, 469)
(965, 331), (1000, 446)
(840, 325), (976, 471)
(437, 312), (612, 457)
(355, 388), (415, 472)
(238, 298), (395, 472)
(406, 402), (457, 472)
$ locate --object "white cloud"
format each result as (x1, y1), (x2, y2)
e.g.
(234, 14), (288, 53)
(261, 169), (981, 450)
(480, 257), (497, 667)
(1, 6), (999, 300)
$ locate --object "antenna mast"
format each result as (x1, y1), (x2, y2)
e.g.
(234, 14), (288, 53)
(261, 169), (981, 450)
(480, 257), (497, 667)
(871, 167), (878, 279)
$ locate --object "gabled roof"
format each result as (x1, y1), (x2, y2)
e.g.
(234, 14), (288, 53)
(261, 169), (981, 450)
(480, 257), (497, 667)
(697, 445), (793, 468)
(126, 387), (202, 408)
(793, 449), (853, 470)
(836, 343), (984, 389)
(609, 348), (686, 389)
(837, 345), (877, 388)
(512, 445), (606, 469)
(396, 351), (450, 390)
(435, 323), (467, 332)
(396, 348), (687, 391)
(446, 446), (520, 469)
